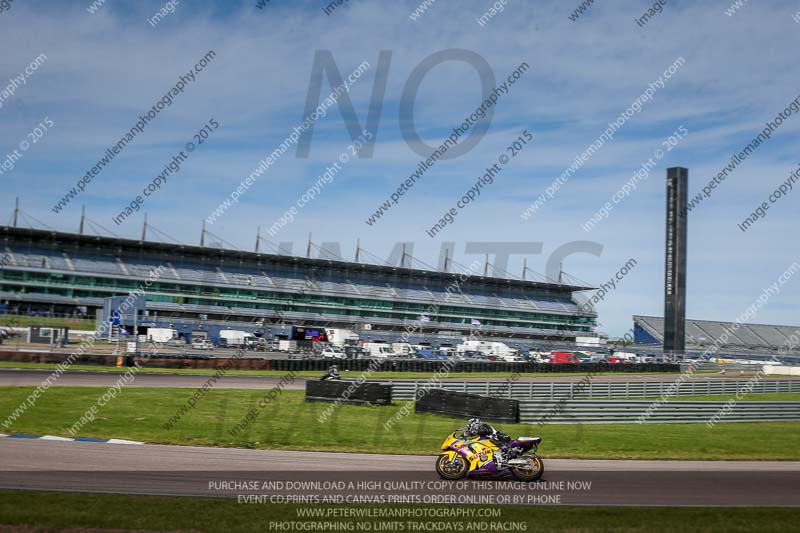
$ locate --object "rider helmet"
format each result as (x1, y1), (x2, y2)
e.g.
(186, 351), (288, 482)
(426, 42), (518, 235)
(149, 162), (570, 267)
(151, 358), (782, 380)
(466, 417), (483, 435)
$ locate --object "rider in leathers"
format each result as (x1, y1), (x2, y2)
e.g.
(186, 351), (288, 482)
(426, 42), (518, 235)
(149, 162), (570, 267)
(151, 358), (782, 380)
(464, 417), (512, 465)
(321, 365), (340, 381)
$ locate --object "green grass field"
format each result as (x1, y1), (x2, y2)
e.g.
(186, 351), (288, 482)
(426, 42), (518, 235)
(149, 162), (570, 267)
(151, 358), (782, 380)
(0, 360), (715, 379)
(0, 491), (798, 532)
(2, 386), (800, 460)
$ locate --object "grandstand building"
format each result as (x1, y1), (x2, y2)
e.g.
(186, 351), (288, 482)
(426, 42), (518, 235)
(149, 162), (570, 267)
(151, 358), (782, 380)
(634, 315), (800, 358)
(0, 226), (598, 349)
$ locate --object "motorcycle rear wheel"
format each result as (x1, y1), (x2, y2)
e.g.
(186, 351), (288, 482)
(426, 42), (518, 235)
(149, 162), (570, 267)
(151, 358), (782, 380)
(510, 454), (544, 482)
(435, 453), (468, 480)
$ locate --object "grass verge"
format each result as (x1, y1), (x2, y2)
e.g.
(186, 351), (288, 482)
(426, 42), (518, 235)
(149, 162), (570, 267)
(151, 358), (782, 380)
(1, 386), (799, 460)
(0, 491), (798, 532)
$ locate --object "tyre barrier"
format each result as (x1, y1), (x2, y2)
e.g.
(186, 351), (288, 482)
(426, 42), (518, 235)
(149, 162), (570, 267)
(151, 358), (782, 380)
(305, 379), (392, 405)
(415, 388), (519, 424)
(0, 350), (121, 366)
(131, 354), (275, 370)
(0, 351), (278, 370)
(0, 351), (680, 373)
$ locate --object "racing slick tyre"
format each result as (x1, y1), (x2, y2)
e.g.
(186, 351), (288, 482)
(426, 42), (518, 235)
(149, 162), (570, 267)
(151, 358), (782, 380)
(435, 453), (468, 480)
(510, 454), (544, 482)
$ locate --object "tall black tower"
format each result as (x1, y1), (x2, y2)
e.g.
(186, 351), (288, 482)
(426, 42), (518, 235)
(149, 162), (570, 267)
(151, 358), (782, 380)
(664, 167), (688, 359)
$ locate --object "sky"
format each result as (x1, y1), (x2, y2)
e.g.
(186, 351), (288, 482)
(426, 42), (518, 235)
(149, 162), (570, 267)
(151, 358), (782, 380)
(0, 0), (799, 337)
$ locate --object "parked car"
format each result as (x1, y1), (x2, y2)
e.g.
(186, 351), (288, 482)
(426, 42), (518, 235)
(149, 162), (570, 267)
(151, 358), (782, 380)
(245, 337), (269, 351)
(321, 347), (347, 359)
(460, 351), (483, 360)
(415, 349), (448, 360)
(192, 339), (213, 350)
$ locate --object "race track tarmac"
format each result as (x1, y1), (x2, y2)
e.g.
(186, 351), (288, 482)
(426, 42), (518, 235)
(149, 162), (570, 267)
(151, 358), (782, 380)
(0, 368), (773, 390)
(1, 439), (799, 506)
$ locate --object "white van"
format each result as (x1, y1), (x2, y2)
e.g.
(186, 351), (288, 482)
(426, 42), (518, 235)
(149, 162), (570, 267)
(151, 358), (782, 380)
(362, 343), (397, 358)
(391, 342), (414, 357)
(147, 327), (177, 343)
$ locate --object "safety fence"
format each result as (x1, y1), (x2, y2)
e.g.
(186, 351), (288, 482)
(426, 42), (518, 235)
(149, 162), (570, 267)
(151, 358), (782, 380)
(381, 378), (800, 401)
(518, 400), (800, 424)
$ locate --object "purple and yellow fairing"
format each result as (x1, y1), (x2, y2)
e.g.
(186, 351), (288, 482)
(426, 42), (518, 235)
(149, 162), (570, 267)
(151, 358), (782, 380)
(439, 431), (537, 477)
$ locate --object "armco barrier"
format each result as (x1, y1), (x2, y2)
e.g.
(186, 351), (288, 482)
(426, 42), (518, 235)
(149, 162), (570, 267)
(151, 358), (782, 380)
(415, 388), (519, 423)
(519, 400), (800, 424)
(270, 360), (680, 374)
(305, 379), (392, 405)
(680, 362), (754, 372)
(382, 378), (800, 401)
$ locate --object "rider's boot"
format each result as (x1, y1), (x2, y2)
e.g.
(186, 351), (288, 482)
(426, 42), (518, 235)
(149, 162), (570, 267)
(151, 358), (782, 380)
(494, 449), (504, 467)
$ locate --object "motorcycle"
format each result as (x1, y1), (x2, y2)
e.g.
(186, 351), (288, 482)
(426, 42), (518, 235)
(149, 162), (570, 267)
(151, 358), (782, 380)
(435, 427), (544, 482)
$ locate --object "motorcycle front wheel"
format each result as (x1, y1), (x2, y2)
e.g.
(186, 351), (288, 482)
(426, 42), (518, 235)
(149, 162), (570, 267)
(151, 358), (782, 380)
(435, 453), (468, 480)
(510, 454), (544, 482)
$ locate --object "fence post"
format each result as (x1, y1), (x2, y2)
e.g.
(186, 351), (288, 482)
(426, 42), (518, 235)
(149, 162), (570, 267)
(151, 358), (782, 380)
(550, 382), (554, 399)
(644, 381), (647, 398)
(530, 381), (534, 399)
(625, 381), (629, 399)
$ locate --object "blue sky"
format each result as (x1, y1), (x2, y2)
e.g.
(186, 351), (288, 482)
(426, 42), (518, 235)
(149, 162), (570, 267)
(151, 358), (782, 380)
(1, 0), (799, 337)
